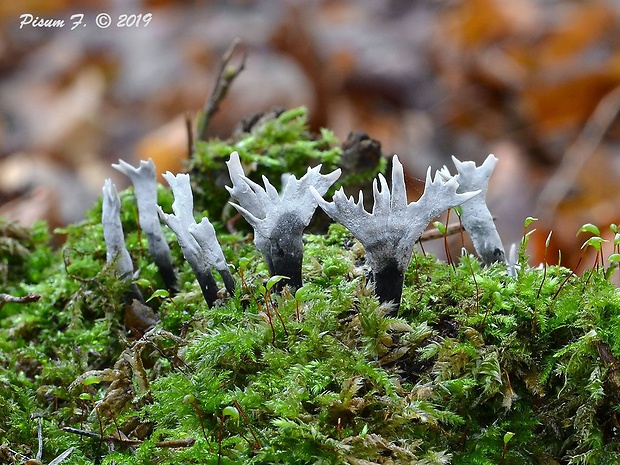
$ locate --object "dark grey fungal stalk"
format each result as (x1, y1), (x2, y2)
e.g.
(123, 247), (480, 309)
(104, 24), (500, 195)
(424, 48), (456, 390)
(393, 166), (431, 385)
(112, 158), (178, 292)
(157, 172), (235, 307)
(313, 155), (480, 310)
(102, 179), (143, 302)
(226, 151), (341, 290)
(439, 155), (505, 264)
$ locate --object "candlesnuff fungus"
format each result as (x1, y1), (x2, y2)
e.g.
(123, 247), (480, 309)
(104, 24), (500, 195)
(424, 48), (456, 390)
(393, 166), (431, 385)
(439, 155), (505, 264)
(112, 158), (178, 292)
(312, 155), (480, 309)
(226, 151), (341, 289)
(506, 243), (518, 278)
(157, 172), (235, 307)
(102, 179), (143, 302)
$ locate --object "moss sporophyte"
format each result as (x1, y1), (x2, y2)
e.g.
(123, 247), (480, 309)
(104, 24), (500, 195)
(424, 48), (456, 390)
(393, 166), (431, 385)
(5, 108), (620, 464)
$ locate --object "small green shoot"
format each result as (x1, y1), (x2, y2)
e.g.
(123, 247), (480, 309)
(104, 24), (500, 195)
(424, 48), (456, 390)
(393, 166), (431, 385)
(580, 234), (609, 277)
(501, 431), (515, 463)
(294, 285), (310, 322)
(222, 406), (240, 424)
(519, 216), (538, 264)
(537, 231), (553, 299)
(577, 223), (601, 236)
(266, 275), (287, 291)
(183, 394), (209, 442)
(434, 219), (454, 268)
(146, 288), (170, 302)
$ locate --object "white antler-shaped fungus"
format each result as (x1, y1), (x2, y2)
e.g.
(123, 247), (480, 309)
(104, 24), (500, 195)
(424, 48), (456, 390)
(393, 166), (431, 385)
(112, 158), (177, 292)
(226, 151), (341, 289)
(313, 155), (480, 309)
(102, 179), (133, 279)
(102, 179), (143, 302)
(439, 154), (505, 264)
(157, 172), (234, 307)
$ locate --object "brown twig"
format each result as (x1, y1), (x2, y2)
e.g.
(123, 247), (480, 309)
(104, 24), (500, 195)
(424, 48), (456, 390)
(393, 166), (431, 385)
(0, 292), (40, 311)
(535, 85), (620, 223)
(185, 111), (194, 159)
(62, 427), (195, 448)
(419, 221), (466, 243)
(195, 38), (247, 145)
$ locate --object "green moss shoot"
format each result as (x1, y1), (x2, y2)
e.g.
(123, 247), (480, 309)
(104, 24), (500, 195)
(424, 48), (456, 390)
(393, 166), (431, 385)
(1, 108), (620, 464)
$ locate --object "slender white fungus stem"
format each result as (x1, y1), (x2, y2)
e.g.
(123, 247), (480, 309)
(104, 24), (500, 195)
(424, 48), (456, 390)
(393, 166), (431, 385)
(102, 179), (134, 279)
(439, 155), (505, 264)
(112, 158), (177, 291)
(507, 243), (519, 277)
(102, 179), (143, 302)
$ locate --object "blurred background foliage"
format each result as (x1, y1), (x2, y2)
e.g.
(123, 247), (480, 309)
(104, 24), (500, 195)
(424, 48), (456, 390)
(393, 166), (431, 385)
(1, 0), (620, 268)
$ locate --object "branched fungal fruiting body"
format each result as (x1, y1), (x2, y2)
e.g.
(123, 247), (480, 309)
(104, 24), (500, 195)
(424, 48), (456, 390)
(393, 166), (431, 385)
(102, 179), (143, 302)
(439, 155), (505, 264)
(226, 151), (341, 290)
(157, 172), (235, 307)
(313, 155), (480, 309)
(112, 158), (178, 292)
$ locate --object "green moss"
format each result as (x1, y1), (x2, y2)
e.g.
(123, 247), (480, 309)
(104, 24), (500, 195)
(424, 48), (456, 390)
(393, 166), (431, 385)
(2, 108), (620, 464)
(188, 107), (342, 223)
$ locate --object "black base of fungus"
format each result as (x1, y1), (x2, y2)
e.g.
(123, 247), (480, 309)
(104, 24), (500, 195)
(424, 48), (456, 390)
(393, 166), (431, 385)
(196, 270), (219, 308)
(479, 246), (506, 265)
(266, 254), (303, 292)
(158, 264), (179, 295)
(147, 234), (179, 294)
(266, 231), (304, 291)
(218, 268), (236, 297)
(124, 283), (145, 305)
(372, 261), (404, 312)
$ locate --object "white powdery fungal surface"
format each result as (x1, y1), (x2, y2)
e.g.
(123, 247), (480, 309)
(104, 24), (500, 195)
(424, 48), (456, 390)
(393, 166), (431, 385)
(112, 158), (176, 289)
(226, 151), (341, 287)
(313, 155), (480, 305)
(439, 154), (505, 264)
(102, 179), (134, 279)
(112, 159), (161, 240)
(157, 172), (233, 299)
